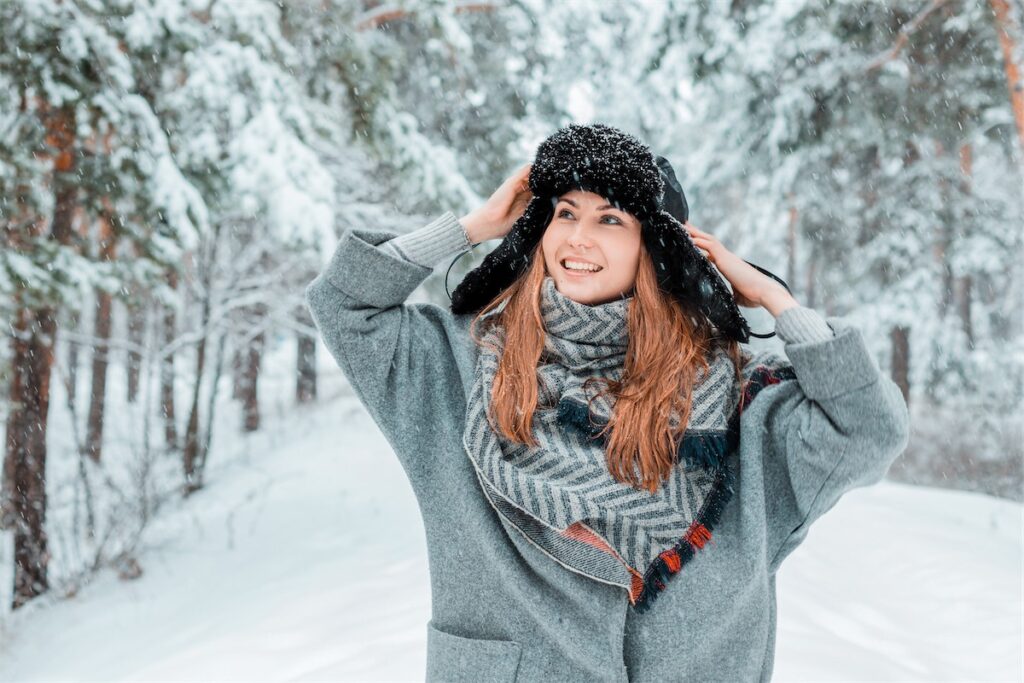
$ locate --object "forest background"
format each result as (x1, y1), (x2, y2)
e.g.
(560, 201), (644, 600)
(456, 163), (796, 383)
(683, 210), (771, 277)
(0, 0), (1021, 628)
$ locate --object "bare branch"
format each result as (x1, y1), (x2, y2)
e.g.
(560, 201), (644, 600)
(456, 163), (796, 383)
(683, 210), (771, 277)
(865, 0), (953, 74)
(355, 2), (499, 31)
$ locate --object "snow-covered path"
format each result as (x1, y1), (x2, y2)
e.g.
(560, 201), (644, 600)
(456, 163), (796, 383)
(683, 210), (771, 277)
(0, 373), (1020, 681)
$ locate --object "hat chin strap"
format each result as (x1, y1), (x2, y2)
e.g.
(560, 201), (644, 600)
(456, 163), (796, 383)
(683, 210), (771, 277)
(740, 260), (793, 339)
(446, 245), (480, 302)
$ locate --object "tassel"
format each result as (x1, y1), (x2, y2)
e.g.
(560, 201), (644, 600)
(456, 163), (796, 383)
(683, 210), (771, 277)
(685, 523), (712, 549)
(660, 548), (681, 573)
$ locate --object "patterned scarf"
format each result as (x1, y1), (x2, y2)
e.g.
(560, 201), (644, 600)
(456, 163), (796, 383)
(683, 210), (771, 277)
(462, 275), (795, 611)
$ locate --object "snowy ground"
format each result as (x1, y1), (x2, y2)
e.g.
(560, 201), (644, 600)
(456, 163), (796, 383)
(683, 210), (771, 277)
(0, 346), (1021, 682)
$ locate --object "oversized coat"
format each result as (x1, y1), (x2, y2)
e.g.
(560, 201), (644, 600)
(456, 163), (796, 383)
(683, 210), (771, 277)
(303, 213), (910, 682)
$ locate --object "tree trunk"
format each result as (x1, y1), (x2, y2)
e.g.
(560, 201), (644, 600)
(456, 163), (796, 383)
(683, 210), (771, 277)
(785, 192), (798, 297)
(126, 297), (146, 404)
(805, 238), (818, 310)
(7, 306), (57, 609)
(66, 308), (80, 413)
(161, 269), (179, 451)
(242, 330), (264, 432)
(890, 324), (911, 409)
(182, 328), (207, 494)
(183, 227), (220, 495)
(955, 141), (974, 348)
(6, 103), (77, 609)
(957, 275), (975, 349)
(85, 213), (116, 463)
(933, 140), (955, 319)
(990, 0), (1024, 152)
(6, 116), (68, 607)
(64, 207), (87, 413)
(232, 346), (245, 400)
(296, 306), (317, 404)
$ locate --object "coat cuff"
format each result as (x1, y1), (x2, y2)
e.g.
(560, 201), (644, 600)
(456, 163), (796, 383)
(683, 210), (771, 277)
(783, 318), (881, 402)
(775, 306), (835, 344)
(323, 227), (433, 308)
(381, 210), (471, 268)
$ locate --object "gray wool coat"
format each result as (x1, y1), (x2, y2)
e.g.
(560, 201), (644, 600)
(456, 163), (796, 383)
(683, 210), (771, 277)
(303, 217), (911, 683)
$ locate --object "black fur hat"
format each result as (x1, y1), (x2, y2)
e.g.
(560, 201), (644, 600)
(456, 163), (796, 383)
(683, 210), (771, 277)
(449, 122), (754, 343)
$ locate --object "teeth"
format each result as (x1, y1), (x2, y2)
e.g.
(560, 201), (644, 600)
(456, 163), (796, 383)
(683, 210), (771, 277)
(563, 260), (602, 272)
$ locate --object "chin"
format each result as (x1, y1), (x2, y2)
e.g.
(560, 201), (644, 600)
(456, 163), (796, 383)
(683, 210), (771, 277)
(555, 279), (603, 302)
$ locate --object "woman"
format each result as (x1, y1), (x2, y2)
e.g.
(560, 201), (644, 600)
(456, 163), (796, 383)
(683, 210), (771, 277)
(305, 123), (910, 682)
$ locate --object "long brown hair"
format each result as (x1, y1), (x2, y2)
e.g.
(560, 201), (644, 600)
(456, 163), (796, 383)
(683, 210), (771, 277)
(468, 236), (746, 494)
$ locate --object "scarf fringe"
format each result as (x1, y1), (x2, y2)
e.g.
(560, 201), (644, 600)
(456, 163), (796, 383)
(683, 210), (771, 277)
(628, 364), (792, 613)
(546, 360), (796, 613)
(630, 459), (737, 613)
(556, 397), (728, 471)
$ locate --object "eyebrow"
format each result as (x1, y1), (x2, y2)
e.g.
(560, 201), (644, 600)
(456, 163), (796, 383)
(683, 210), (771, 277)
(558, 197), (621, 212)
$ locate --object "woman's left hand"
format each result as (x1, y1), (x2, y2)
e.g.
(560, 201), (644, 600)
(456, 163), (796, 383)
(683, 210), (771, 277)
(683, 221), (788, 309)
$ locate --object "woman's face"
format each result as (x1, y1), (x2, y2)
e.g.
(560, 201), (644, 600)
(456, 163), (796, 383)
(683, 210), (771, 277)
(541, 189), (643, 305)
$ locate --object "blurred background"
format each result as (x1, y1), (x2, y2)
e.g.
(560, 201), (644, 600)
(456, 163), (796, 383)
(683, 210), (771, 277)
(0, 0), (1021, 680)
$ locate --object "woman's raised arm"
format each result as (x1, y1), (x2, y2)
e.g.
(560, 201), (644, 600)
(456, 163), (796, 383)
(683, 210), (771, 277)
(742, 308), (911, 572)
(303, 211), (474, 484)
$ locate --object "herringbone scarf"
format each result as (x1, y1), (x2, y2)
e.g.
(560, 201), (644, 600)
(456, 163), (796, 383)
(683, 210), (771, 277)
(462, 275), (792, 611)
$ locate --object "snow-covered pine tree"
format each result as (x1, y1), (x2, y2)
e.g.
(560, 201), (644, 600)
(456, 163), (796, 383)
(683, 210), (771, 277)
(606, 0), (1023, 497)
(0, 0), (206, 608)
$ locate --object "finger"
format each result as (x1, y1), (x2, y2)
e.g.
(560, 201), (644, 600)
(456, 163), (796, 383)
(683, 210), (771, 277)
(520, 165), (532, 189)
(690, 230), (717, 246)
(688, 225), (708, 237)
(690, 242), (710, 257)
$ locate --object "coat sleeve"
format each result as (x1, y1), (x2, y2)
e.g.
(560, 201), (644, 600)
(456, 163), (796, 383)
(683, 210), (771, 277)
(302, 213), (474, 486)
(745, 316), (911, 572)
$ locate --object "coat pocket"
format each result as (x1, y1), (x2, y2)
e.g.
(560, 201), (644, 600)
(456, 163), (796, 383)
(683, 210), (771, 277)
(425, 619), (524, 682)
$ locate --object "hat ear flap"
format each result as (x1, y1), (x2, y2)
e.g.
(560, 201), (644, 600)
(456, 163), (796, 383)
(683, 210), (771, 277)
(654, 155), (689, 224)
(450, 196), (552, 315)
(642, 209), (751, 343)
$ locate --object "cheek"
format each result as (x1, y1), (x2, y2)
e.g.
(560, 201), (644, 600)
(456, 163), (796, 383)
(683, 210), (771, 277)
(541, 231), (557, 267)
(541, 225), (570, 265)
(610, 236), (643, 274)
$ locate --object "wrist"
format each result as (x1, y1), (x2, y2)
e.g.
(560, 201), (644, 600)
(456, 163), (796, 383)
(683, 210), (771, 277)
(458, 211), (490, 245)
(760, 285), (799, 317)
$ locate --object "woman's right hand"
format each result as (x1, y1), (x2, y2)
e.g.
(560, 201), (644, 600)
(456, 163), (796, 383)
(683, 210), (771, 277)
(460, 163), (533, 244)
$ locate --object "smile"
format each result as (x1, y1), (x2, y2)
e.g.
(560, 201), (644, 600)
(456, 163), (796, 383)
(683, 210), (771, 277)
(561, 259), (603, 276)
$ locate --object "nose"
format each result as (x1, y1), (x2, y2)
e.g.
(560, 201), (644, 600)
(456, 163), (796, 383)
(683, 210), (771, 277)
(566, 221), (595, 250)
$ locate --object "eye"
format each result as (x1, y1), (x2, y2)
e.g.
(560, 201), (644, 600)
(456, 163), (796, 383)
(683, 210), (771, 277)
(557, 208), (622, 225)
